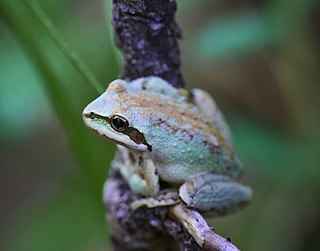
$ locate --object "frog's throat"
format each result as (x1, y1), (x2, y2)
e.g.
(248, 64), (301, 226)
(83, 113), (152, 152)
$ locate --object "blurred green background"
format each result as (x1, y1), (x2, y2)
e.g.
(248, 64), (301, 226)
(0, 0), (319, 250)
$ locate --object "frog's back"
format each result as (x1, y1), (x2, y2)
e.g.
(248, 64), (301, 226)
(124, 78), (243, 181)
(145, 98), (242, 182)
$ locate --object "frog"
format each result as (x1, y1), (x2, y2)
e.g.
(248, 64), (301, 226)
(83, 76), (252, 216)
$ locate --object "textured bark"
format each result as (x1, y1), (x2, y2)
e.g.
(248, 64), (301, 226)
(104, 167), (201, 251)
(112, 0), (184, 88)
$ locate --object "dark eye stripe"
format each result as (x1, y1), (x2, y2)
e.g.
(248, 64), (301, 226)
(84, 112), (152, 151)
(124, 127), (152, 152)
(84, 112), (111, 123)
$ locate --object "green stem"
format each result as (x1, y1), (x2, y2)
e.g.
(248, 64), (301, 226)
(22, 0), (104, 94)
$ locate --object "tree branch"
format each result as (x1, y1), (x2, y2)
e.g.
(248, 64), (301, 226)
(106, 1), (242, 250)
(112, 0), (184, 88)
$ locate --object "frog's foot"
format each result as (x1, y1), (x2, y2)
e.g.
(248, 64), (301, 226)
(179, 173), (252, 217)
(131, 190), (179, 210)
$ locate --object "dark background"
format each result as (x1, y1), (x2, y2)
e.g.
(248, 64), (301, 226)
(1, 0), (320, 250)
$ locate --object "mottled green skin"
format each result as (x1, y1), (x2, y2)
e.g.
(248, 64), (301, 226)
(83, 77), (252, 216)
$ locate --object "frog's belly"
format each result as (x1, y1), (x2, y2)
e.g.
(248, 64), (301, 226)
(153, 148), (242, 183)
(156, 162), (214, 183)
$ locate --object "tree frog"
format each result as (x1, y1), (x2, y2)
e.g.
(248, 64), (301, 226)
(83, 77), (252, 216)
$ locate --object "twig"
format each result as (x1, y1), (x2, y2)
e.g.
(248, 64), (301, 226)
(169, 205), (240, 251)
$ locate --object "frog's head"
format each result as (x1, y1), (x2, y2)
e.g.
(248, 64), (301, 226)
(82, 79), (152, 152)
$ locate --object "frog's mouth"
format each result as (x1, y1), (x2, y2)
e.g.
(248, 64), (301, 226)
(83, 112), (152, 152)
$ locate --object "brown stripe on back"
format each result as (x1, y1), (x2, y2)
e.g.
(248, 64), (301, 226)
(114, 90), (233, 156)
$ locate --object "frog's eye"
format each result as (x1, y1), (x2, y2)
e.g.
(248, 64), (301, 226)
(110, 115), (129, 132)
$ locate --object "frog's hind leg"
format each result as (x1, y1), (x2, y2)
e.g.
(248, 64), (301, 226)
(179, 173), (252, 217)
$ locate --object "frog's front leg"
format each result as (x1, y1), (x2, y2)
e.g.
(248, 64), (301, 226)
(179, 173), (252, 217)
(114, 147), (160, 197)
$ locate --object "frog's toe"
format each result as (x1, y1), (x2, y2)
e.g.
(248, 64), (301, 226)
(131, 190), (179, 210)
